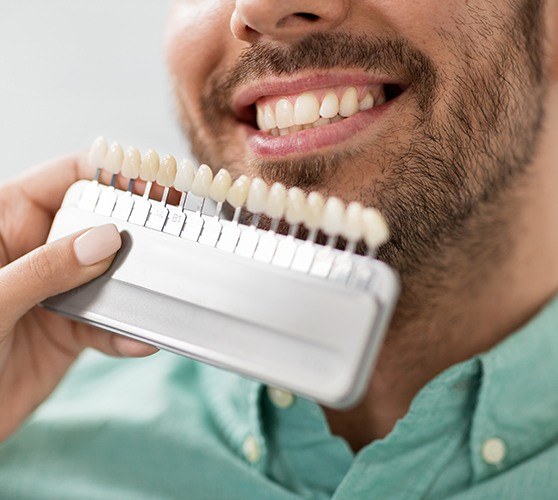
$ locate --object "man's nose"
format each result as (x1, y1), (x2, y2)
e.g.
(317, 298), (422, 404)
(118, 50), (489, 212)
(230, 0), (349, 43)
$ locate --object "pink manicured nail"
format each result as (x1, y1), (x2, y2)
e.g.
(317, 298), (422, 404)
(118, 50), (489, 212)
(73, 224), (122, 266)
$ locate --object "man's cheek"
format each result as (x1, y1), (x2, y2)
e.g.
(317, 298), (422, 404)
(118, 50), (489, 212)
(165, 3), (235, 110)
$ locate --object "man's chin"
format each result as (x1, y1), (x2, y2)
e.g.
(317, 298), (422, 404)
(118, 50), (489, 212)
(252, 153), (341, 191)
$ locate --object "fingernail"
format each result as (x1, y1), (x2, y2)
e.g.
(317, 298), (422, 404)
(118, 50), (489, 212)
(74, 224), (122, 266)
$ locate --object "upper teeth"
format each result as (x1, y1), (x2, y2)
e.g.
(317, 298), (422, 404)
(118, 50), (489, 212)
(255, 85), (383, 135)
(320, 92), (339, 119)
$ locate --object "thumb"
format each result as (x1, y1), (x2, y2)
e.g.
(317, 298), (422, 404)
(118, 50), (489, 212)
(0, 224), (121, 329)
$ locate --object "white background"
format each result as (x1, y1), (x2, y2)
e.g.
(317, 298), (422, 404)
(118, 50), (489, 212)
(0, 1), (184, 181)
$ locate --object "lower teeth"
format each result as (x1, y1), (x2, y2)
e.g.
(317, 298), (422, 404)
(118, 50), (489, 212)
(266, 114), (346, 136)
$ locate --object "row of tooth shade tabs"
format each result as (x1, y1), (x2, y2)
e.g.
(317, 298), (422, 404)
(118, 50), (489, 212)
(88, 136), (389, 251)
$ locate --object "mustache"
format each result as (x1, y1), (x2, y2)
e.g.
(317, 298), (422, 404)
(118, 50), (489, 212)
(206, 32), (439, 115)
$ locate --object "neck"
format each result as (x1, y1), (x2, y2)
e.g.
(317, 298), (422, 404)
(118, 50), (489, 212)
(325, 84), (558, 452)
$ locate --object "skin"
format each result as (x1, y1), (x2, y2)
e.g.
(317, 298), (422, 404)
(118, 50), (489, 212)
(165, 0), (558, 449)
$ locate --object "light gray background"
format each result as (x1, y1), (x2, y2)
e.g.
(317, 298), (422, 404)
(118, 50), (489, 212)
(0, 1), (185, 181)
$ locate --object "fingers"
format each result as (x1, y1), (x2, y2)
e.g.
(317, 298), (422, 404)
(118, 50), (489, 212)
(70, 322), (158, 358)
(15, 151), (93, 216)
(0, 224), (121, 332)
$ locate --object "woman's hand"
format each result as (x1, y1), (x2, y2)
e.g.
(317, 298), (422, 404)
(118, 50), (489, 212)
(0, 152), (157, 441)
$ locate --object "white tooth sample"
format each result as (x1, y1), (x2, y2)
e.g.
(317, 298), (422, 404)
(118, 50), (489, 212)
(275, 99), (295, 129)
(319, 91), (339, 119)
(342, 201), (364, 242)
(88, 136), (108, 169)
(256, 106), (266, 130)
(191, 164), (213, 197)
(105, 142), (124, 175)
(156, 154), (177, 187)
(285, 187), (306, 225)
(304, 191), (325, 230)
(265, 182), (287, 219)
(174, 159), (195, 192)
(140, 149), (160, 182)
(321, 196), (345, 236)
(359, 92), (375, 111)
(264, 105), (276, 130)
(294, 93), (320, 125)
(209, 168), (232, 202)
(246, 177), (269, 214)
(121, 146), (141, 179)
(362, 207), (390, 248)
(226, 175), (251, 208)
(339, 87), (359, 117)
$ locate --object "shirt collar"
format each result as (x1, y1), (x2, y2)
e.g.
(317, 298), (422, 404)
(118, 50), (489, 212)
(471, 294), (558, 480)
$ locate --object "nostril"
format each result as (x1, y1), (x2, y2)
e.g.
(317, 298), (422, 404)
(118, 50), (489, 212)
(277, 12), (321, 29)
(294, 12), (320, 22)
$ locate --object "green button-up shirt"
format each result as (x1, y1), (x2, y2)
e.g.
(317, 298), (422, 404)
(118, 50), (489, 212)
(2, 296), (558, 499)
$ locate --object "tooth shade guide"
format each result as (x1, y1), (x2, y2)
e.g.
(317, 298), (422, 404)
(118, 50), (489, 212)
(84, 137), (391, 266)
(236, 178), (270, 258)
(231, 206), (242, 224)
(140, 149), (160, 182)
(105, 142), (124, 179)
(88, 136), (108, 183)
(326, 236), (338, 248)
(156, 155), (178, 189)
(48, 174), (400, 407)
(47, 213), (399, 408)
(210, 169), (232, 204)
(76, 166), (389, 279)
(306, 228), (319, 243)
(160, 187), (170, 206)
(174, 159), (196, 193)
(288, 223), (300, 238)
(142, 182), (153, 199)
(191, 164), (213, 198)
(246, 177), (269, 215)
(250, 213), (261, 228)
(344, 240), (357, 254)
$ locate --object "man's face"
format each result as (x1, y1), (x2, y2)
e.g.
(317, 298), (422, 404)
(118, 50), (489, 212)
(165, 1), (546, 273)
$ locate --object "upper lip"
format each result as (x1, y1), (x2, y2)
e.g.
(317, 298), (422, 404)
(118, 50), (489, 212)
(231, 70), (406, 123)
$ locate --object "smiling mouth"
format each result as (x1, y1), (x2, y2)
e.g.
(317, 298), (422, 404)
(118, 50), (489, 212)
(233, 74), (406, 156)
(253, 83), (404, 136)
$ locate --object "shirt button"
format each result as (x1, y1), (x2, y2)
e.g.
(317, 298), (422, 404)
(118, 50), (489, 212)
(267, 386), (295, 409)
(482, 437), (506, 465)
(242, 435), (261, 464)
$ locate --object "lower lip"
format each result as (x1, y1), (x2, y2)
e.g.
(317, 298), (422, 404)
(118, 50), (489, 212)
(244, 99), (395, 158)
